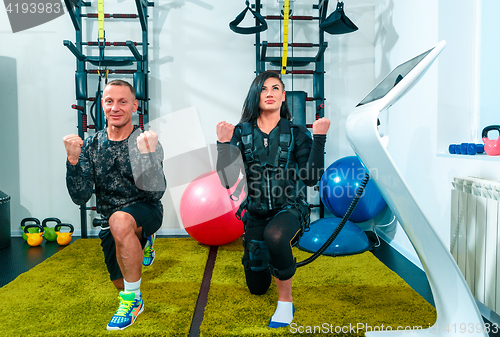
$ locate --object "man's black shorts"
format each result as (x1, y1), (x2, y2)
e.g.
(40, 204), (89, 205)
(99, 202), (163, 281)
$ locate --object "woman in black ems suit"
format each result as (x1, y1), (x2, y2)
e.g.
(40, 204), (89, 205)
(216, 71), (330, 328)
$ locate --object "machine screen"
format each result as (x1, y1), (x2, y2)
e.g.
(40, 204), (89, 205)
(357, 47), (434, 107)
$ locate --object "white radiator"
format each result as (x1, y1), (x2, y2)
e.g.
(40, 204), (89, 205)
(451, 176), (500, 314)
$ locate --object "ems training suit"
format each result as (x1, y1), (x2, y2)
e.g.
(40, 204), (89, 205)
(66, 126), (166, 280)
(217, 118), (326, 295)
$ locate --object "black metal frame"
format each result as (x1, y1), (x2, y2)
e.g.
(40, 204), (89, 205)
(251, 0), (330, 217)
(63, 0), (154, 238)
(253, 0), (329, 119)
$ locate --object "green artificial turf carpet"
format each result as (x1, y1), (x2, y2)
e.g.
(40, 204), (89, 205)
(0, 237), (437, 337)
(0, 238), (209, 337)
(201, 238), (437, 337)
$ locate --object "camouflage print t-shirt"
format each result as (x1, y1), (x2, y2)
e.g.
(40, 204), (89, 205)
(66, 126), (166, 218)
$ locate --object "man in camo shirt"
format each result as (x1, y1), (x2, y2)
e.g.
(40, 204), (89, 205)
(63, 79), (166, 331)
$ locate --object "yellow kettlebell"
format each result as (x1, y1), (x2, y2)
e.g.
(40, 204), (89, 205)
(24, 224), (44, 247)
(55, 223), (74, 246)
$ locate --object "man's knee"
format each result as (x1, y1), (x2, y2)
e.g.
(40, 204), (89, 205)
(112, 278), (124, 290)
(109, 211), (137, 238)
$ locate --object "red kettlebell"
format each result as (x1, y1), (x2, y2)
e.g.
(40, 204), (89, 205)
(24, 224), (44, 247)
(55, 223), (74, 246)
(482, 125), (500, 156)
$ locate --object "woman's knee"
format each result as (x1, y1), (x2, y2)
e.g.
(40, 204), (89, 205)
(263, 226), (285, 245)
(248, 284), (269, 295)
(264, 211), (300, 244)
(245, 269), (271, 295)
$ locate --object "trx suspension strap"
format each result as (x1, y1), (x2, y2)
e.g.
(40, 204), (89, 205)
(229, 0), (268, 35)
(97, 0), (106, 77)
(98, 0), (105, 42)
(281, 0), (290, 74)
(96, 0), (107, 131)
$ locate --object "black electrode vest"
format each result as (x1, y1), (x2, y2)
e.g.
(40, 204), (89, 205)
(238, 118), (302, 216)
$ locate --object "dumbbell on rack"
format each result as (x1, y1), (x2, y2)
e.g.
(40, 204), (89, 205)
(449, 143), (485, 156)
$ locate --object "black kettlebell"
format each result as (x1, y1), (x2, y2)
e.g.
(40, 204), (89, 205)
(21, 218), (40, 241)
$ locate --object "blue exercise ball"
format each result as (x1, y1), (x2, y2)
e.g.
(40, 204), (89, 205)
(297, 217), (371, 256)
(320, 156), (386, 223)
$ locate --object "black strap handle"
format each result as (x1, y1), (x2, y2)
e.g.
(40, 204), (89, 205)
(55, 223), (75, 233)
(24, 224), (44, 234)
(229, 1), (268, 35)
(42, 217), (61, 228)
(230, 178), (246, 201)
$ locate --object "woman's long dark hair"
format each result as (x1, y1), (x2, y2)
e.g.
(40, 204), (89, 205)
(239, 71), (291, 123)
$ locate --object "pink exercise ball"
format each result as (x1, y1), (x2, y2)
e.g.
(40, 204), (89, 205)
(180, 171), (245, 246)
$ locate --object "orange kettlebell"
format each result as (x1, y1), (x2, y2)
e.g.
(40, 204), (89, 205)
(21, 218), (40, 241)
(24, 224), (44, 247)
(55, 223), (74, 246)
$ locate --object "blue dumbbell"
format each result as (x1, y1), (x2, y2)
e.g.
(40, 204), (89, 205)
(448, 144), (457, 154)
(449, 143), (485, 155)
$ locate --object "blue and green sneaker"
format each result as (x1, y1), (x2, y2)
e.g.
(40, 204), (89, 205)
(142, 233), (156, 267)
(106, 292), (144, 331)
